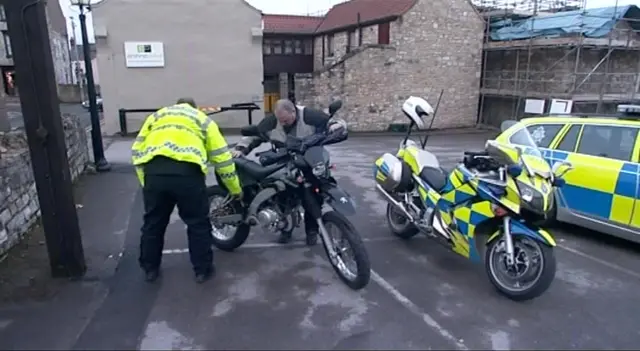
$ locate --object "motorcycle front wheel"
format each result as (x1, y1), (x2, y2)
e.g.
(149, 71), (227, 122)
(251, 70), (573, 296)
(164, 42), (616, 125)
(207, 186), (251, 252)
(320, 211), (371, 290)
(485, 234), (556, 301)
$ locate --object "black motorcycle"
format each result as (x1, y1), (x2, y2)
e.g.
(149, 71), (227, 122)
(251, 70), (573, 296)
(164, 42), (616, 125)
(207, 102), (371, 290)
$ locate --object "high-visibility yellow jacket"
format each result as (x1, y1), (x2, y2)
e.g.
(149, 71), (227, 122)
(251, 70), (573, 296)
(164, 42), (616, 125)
(131, 103), (242, 195)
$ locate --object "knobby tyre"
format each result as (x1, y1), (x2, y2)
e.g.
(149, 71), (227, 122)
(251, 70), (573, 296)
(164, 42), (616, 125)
(206, 185), (251, 252)
(321, 211), (371, 290)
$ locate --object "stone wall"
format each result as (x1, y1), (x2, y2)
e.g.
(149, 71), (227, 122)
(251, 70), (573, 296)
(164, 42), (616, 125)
(0, 114), (90, 255)
(300, 0), (484, 131)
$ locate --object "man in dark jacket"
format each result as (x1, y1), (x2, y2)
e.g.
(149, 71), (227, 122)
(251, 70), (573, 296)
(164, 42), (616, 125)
(231, 99), (346, 245)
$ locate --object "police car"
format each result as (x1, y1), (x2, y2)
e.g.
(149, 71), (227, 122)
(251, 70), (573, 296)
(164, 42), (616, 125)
(496, 104), (640, 244)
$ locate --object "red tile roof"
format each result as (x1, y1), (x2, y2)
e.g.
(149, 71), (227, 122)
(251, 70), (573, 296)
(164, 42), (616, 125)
(315, 0), (418, 33)
(263, 14), (324, 34)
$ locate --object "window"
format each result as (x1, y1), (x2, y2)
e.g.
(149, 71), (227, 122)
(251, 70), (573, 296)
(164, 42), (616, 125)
(556, 124), (581, 152)
(2, 31), (11, 58)
(303, 39), (313, 55)
(327, 34), (334, 56)
(0, 5), (5, 21)
(284, 40), (293, 54)
(262, 39), (272, 55)
(347, 30), (355, 52)
(293, 39), (303, 54)
(378, 22), (390, 44)
(576, 125), (638, 161)
(272, 40), (282, 54)
(525, 124), (564, 148)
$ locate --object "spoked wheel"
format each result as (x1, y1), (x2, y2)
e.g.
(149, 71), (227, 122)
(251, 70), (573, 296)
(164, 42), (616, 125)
(207, 186), (251, 252)
(386, 203), (419, 239)
(320, 211), (370, 290)
(485, 234), (556, 301)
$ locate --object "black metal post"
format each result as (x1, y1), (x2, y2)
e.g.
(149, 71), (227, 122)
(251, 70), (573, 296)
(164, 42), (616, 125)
(5, 0), (86, 277)
(78, 4), (110, 172)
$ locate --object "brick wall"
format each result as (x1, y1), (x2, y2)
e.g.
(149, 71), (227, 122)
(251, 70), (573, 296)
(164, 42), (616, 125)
(0, 114), (90, 255)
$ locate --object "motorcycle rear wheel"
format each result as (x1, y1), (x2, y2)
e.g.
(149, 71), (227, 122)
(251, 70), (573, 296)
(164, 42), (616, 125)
(386, 203), (419, 239)
(320, 211), (371, 290)
(207, 186), (251, 252)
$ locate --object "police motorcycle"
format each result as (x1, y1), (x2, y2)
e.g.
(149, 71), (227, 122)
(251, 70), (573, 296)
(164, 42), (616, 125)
(373, 96), (573, 301)
(207, 101), (371, 290)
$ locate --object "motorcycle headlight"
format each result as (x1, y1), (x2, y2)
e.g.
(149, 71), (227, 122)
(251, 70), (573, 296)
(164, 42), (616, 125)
(516, 180), (544, 214)
(312, 162), (328, 177)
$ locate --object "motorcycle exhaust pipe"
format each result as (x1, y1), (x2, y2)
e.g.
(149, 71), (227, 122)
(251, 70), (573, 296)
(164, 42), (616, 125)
(375, 184), (414, 222)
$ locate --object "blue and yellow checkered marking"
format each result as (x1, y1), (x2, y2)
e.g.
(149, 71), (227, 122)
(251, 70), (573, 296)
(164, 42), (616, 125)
(540, 147), (639, 225)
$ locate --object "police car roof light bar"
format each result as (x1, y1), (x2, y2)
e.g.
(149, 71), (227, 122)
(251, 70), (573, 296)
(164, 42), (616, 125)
(617, 104), (640, 118)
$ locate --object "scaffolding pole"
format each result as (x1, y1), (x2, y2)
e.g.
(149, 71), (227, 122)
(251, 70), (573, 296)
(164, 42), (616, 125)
(596, 0), (618, 113)
(514, 0), (538, 119)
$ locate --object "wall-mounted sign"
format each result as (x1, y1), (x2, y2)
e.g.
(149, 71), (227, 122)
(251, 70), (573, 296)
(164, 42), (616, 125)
(524, 99), (545, 114)
(549, 98), (573, 114)
(124, 41), (165, 68)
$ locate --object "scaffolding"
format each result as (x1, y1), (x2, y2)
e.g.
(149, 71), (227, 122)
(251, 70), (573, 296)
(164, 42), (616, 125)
(473, 0), (640, 125)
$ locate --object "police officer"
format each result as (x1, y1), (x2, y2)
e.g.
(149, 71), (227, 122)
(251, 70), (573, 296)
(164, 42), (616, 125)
(132, 97), (242, 284)
(230, 99), (346, 245)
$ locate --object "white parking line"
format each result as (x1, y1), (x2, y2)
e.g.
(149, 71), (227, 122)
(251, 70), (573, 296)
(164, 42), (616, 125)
(557, 244), (640, 280)
(370, 270), (468, 350)
(161, 236), (405, 255)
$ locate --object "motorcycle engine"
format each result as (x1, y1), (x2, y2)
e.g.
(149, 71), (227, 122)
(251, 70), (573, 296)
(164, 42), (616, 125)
(256, 207), (287, 233)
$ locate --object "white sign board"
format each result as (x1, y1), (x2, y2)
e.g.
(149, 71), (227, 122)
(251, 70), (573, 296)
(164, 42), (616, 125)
(524, 99), (546, 114)
(549, 99), (573, 114)
(124, 42), (165, 68)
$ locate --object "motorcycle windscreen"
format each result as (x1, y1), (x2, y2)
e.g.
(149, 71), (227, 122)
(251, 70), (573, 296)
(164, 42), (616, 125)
(304, 146), (330, 168)
(500, 121), (552, 178)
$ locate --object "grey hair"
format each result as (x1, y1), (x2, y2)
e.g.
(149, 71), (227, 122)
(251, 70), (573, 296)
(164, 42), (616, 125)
(274, 99), (296, 113)
(176, 97), (197, 108)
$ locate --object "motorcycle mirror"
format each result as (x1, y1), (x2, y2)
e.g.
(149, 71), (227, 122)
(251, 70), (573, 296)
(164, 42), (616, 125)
(240, 125), (259, 137)
(328, 100), (343, 116)
(552, 160), (573, 177)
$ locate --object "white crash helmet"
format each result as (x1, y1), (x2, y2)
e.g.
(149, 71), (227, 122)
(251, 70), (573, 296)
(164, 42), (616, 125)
(401, 96), (434, 129)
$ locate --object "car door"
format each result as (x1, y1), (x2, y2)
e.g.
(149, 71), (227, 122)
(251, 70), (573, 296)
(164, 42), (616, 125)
(551, 123), (639, 226)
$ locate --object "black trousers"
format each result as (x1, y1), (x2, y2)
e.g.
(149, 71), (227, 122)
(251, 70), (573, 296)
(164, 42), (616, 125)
(139, 173), (213, 275)
(303, 207), (318, 233)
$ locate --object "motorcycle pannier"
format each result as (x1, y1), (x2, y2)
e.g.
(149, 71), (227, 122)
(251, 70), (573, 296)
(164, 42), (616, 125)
(374, 153), (412, 192)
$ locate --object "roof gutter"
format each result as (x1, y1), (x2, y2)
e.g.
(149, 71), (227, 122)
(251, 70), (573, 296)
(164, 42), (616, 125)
(314, 15), (401, 35)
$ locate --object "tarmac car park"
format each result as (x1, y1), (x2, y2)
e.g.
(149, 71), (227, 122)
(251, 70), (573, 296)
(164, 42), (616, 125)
(496, 104), (640, 244)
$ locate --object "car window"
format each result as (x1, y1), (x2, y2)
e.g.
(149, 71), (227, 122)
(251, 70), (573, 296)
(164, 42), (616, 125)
(576, 125), (639, 162)
(524, 124), (564, 148)
(556, 124), (581, 152)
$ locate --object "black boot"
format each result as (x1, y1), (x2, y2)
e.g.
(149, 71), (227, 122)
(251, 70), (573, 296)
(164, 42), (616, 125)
(144, 269), (160, 283)
(277, 230), (293, 244)
(195, 266), (215, 284)
(305, 229), (318, 246)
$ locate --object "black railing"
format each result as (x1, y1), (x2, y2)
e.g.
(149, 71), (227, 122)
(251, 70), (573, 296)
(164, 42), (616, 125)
(118, 102), (261, 136)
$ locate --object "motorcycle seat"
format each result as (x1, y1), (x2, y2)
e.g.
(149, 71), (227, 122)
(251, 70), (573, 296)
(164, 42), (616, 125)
(420, 166), (447, 191)
(464, 150), (489, 157)
(234, 158), (286, 179)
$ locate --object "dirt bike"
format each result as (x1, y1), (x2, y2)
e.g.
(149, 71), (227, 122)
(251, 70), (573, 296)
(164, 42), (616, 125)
(207, 101), (371, 290)
(373, 96), (572, 301)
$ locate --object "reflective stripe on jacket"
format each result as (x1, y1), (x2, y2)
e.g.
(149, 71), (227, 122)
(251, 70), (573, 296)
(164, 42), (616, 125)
(131, 103), (242, 194)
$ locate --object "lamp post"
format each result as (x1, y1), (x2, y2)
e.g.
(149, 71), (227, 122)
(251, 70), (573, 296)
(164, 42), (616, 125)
(70, 0), (110, 172)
